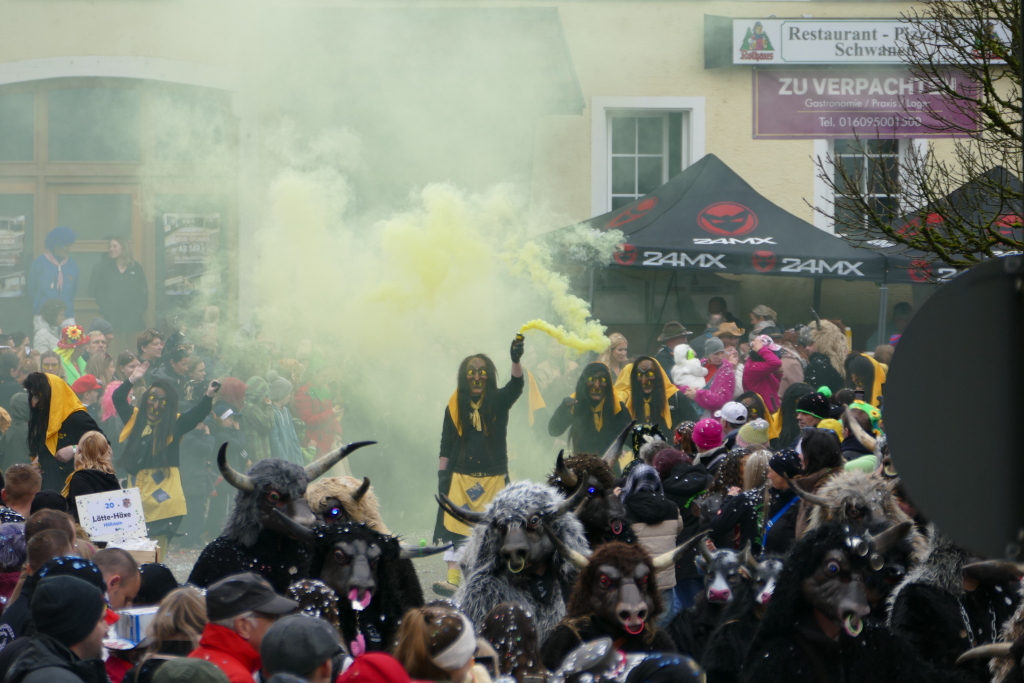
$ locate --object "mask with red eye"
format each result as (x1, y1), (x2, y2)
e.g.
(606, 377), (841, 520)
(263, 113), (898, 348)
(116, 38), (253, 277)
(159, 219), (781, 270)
(639, 575), (649, 588)
(266, 490), (282, 506)
(599, 574), (613, 589)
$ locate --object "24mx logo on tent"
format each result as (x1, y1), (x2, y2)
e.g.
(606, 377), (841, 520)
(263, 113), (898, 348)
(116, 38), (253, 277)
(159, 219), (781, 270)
(752, 251), (776, 272)
(608, 198), (658, 228)
(697, 202), (758, 237)
(780, 258), (864, 276)
(642, 251), (726, 268)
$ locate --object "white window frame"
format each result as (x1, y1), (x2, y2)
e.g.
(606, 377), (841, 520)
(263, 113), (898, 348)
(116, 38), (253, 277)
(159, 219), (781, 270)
(591, 96), (705, 217)
(812, 138), (928, 234)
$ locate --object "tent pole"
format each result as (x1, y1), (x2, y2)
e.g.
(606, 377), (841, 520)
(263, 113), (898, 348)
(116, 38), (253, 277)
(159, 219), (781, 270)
(588, 267), (595, 310)
(876, 278), (890, 350)
(812, 278), (823, 312)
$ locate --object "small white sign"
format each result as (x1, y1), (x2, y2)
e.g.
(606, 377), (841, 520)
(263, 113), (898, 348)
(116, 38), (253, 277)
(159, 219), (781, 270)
(77, 488), (147, 542)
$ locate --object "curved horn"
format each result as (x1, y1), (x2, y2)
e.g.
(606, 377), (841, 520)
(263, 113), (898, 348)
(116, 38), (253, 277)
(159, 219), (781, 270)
(602, 420), (636, 466)
(738, 541), (756, 571)
(956, 643), (1014, 665)
(870, 521), (913, 556)
(400, 542), (452, 561)
(352, 477), (371, 503)
(844, 406), (877, 452)
(699, 536), (714, 563)
(962, 560), (1024, 585)
(653, 530), (710, 572)
(435, 493), (487, 527)
(785, 475), (832, 507)
(556, 481), (588, 516)
(271, 508), (316, 543)
(555, 450), (578, 489)
(304, 441), (376, 481)
(811, 308), (822, 330)
(543, 525), (589, 570)
(218, 443), (255, 492)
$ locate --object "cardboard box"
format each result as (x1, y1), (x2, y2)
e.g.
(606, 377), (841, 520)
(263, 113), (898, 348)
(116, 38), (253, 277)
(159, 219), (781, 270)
(113, 607), (159, 646)
(127, 549), (159, 565)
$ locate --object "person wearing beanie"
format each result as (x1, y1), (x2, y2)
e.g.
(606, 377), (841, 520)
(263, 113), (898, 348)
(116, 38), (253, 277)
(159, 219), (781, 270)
(266, 372), (303, 466)
(691, 418), (728, 473)
(6, 575), (112, 683)
(795, 392), (830, 429)
(735, 418), (770, 450)
(239, 377), (272, 464)
(763, 450), (802, 555)
(683, 338), (736, 420)
(29, 228), (79, 321)
(816, 418), (843, 444)
(85, 319), (114, 348)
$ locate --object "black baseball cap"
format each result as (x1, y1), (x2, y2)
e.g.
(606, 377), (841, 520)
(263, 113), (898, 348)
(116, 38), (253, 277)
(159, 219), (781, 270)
(261, 615), (343, 677)
(206, 573), (297, 622)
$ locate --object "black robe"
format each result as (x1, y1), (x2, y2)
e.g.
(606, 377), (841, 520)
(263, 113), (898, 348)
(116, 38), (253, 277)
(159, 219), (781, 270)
(541, 615), (676, 671)
(33, 411), (103, 492)
(547, 399), (631, 456)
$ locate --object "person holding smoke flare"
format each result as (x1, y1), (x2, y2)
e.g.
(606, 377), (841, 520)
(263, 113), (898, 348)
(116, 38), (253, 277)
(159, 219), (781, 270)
(112, 360), (219, 551)
(433, 335), (525, 596)
(23, 371), (105, 491)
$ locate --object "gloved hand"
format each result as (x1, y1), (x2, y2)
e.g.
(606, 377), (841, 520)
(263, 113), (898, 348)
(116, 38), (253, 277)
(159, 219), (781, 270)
(437, 469), (452, 495)
(562, 396), (578, 407)
(510, 335), (525, 364)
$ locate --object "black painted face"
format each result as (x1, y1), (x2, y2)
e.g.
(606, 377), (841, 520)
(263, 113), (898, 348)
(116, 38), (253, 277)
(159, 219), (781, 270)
(259, 488), (316, 538)
(146, 387), (167, 422)
(589, 562), (652, 636)
(320, 539), (381, 612)
(495, 509), (554, 576)
(467, 358), (488, 397)
(802, 548), (871, 637)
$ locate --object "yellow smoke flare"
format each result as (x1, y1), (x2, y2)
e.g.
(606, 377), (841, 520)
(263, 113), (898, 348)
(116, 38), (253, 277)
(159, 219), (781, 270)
(519, 319), (610, 354)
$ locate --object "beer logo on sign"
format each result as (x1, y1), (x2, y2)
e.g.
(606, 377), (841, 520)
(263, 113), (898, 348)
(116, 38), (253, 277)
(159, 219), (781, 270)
(739, 21), (775, 62)
(752, 250), (776, 272)
(614, 244), (638, 266)
(698, 202), (758, 237)
(608, 197), (658, 229)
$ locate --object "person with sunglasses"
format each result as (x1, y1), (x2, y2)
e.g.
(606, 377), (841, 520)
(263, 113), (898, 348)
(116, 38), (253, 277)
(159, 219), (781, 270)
(432, 336), (524, 597)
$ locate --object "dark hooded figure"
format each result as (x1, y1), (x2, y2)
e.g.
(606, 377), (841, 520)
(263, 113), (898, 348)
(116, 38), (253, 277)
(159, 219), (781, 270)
(23, 373), (104, 491)
(112, 361), (217, 550)
(742, 524), (968, 683)
(548, 363), (631, 456)
(433, 337), (524, 591)
(616, 356), (692, 437)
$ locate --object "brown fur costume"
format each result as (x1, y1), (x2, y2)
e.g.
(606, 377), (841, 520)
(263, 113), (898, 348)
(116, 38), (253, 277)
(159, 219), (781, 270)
(306, 476), (390, 534)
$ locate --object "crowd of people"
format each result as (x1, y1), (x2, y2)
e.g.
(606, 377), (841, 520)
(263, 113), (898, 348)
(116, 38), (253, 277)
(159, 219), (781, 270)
(0, 226), (1009, 683)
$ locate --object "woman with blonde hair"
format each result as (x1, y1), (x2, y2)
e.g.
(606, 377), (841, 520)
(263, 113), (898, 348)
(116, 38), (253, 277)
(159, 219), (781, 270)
(126, 586), (207, 683)
(39, 350), (65, 381)
(748, 305), (777, 341)
(800, 319), (847, 394)
(85, 352), (114, 388)
(596, 332), (629, 381)
(709, 448), (773, 553)
(395, 605), (492, 683)
(63, 430), (120, 521)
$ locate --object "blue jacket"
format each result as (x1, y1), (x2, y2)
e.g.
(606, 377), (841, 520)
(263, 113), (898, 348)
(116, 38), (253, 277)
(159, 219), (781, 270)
(28, 254), (78, 316)
(270, 405), (305, 466)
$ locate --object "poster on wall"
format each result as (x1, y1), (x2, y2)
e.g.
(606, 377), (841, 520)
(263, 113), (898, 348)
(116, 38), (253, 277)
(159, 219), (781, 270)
(753, 68), (976, 139)
(0, 216), (26, 298)
(162, 213), (221, 297)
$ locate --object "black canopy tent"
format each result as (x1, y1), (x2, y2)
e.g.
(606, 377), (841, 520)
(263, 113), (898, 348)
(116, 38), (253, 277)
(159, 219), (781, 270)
(580, 154), (890, 338)
(881, 166), (1023, 285)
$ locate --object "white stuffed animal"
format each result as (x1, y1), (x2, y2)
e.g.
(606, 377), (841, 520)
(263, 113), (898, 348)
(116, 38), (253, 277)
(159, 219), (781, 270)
(671, 344), (707, 390)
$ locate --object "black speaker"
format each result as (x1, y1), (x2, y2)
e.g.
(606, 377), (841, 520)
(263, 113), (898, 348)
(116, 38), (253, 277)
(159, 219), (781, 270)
(886, 256), (1024, 558)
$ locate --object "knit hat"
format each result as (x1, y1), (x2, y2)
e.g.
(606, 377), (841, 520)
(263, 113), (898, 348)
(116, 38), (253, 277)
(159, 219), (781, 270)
(736, 418), (770, 448)
(86, 318), (114, 337)
(817, 418), (844, 442)
(692, 418), (724, 451)
(261, 615), (342, 677)
(31, 575), (106, 647)
(36, 556), (106, 592)
(796, 392), (830, 420)
(70, 374), (103, 395)
(218, 377), (247, 413)
(769, 449), (803, 479)
(266, 371), (293, 403)
(715, 401), (747, 425)
(337, 653), (413, 683)
(153, 658), (229, 683)
(44, 227), (77, 250)
(135, 563), (179, 606)
(57, 325), (88, 350)
(245, 376), (270, 405)
(703, 337), (725, 358)
(31, 490), (68, 514)
(652, 449), (690, 479)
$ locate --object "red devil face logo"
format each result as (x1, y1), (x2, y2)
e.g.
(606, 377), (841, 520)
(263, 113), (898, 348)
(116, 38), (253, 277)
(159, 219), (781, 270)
(609, 198), (658, 228)
(752, 250), (776, 272)
(614, 244), (638, 266)
(908, 259), (932, 283)
(698, 202), (758, 236)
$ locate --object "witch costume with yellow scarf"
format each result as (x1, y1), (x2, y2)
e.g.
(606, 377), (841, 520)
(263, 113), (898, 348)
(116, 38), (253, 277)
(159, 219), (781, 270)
(112, 376), (213, 542)
(25, 372), (105, 491)
(548, 362), (631, 456)
(614, 356), (695, 436)
(433, 346), (524, 547)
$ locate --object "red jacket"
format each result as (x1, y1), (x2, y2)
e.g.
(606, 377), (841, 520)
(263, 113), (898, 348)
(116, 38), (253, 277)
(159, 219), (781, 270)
(293, 384), (341, 457)
(742, 347), (783, 412)
(189, 624), (261, 683)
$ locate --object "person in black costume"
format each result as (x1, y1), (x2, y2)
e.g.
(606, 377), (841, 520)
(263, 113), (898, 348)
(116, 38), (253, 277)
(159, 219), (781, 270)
(23, 373), (104, 492)
(548, 362), (630, 456)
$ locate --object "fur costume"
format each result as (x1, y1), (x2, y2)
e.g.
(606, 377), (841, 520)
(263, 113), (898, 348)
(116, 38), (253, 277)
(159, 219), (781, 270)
(743, 524), (973, 683)
(669, 549), (753, 661)
(990, 583), (1024, 683)
(306, 476), (391, 534)
(888, 528), (1020, 683)
(547, 454), (638, 548)
(671, 345), (707, 390)
(453, 480), (590, 641)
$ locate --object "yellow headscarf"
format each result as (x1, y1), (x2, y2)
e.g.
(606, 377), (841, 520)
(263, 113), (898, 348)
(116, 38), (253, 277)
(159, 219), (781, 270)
(613, 360), (678, 429)
(861, 353), (887, 408)
(42, 373), (86, 456)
